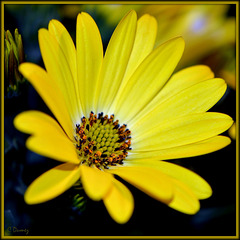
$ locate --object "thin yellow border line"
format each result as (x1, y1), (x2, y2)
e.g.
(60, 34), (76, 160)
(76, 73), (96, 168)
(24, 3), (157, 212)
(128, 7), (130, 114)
(1, 1), (239, 239)
(1, 1), (240, 4)
(235, 1), (239, 239)
(3, 236), (229, 239)
(1, 0), (5, 239)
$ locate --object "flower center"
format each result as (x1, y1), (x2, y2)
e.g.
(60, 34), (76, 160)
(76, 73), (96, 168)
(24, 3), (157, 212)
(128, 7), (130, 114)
(75, 112), (131, 169)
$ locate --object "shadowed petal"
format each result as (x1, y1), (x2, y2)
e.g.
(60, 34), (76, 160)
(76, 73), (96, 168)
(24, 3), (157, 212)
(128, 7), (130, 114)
(103, 179), (134, 224)
(80, 165), (113, 201)
(126, 160), (212, 199)
(108, 166), (173, 203)
(168, 179), (200, 214)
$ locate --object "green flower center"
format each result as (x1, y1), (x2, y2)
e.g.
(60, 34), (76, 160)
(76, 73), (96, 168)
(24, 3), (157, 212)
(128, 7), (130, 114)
(75, 112), (131, 169)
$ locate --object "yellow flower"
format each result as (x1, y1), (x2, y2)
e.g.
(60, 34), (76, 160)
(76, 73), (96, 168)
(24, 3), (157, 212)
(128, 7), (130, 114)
(14, 11), (233, 224)
(66, 4), (235, 69)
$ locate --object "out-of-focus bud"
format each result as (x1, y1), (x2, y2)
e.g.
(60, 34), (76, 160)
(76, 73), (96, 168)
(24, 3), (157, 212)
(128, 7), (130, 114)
(4, 29), (25, 97)
(14, 29), (25, 64)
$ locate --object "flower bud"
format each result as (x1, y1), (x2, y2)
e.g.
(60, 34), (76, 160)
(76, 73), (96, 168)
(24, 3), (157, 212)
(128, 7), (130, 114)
(4, 29), (25, 97)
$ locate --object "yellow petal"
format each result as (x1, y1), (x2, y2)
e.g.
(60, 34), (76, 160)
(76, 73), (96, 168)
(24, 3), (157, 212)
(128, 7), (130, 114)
(109, 14), (157, 114)
(157, 65), (214, 103)
(14, 110), (67, 138)
(80, 165), (113, 201)
(168, 179), (200, 214)
(108, 166), (173, 203)
(76, 12), (103, 115)
(26, 135), (80, 164)
(228, 122), (236, 140)
(130, 65), (214, 125)
(112, 36), (185, 124)
(96, 10), (137, 114)
(48, 19), (77, 86)
(126, 160), (212, 199)
(132, 78), (227, 135)
(128, 136), (231, 160)
(48, 19), (82, 115)
(19, 63), (73, 138)
(25, 163), (80, 204)
(39, 28), (81, 123)
(123, 14), (157, 83)
(103, 179), (134, 224)
(133, 112), (233, 151)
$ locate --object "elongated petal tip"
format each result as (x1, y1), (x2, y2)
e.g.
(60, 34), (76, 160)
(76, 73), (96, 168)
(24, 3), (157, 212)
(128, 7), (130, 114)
(161, 36), (185, 58)
(168, 179), (201, 215)
(18, 62), (47, 83)
(171, 36), (185, 51)
(13, 113), (22, 131)
(103, 179), (134, 224)
(18, 62), (32, 76)
(115, 9), (137, 28)
(48, 19), (67, 37)
(38, 28), (48, 41)
(48, 19), (59, 28)
(77, 11), (90, 21)
(124, 9), (137, 18)
(77, 11), (102, 23)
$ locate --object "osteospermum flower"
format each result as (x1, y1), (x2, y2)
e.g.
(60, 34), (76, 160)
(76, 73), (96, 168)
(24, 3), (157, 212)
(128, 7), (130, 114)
(14, 10), (233, 224)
